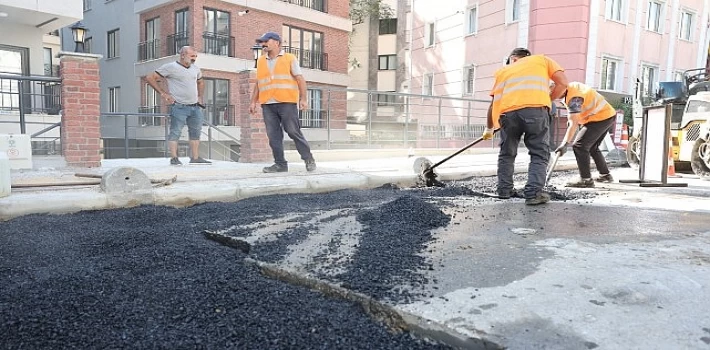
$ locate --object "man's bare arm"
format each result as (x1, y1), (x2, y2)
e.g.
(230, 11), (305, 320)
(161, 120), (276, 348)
(250, 84), (259, 104)
(295, 75), (307, 101)
(197, 78), (205, 103)
(550, 70), (569, 100)
(145, 72), (174, 104)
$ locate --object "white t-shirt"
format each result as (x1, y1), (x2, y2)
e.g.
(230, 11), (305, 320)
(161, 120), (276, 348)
(155, 61), (202, 105)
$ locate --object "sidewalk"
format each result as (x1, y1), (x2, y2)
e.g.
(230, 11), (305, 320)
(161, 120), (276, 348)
(1, 150), (581, 220)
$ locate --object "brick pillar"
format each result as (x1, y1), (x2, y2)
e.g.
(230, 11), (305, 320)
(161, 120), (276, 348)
(59, 52), (103, 168)
(237, 70), (271, 162)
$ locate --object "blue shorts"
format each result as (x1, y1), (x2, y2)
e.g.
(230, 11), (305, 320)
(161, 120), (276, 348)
(168, 103), (203, 141)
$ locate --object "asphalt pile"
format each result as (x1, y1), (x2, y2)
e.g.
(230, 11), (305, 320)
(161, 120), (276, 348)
(335, 195), (450, 302)
(0, 205), (451, 349)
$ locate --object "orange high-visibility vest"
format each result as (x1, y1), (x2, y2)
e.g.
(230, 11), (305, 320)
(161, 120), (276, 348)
(256, 53), (299, 104)
(565, 82), (616, 124)
(489, 55), (563, 128)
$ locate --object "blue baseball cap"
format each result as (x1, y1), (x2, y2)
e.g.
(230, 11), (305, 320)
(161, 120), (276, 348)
(256, 32), (281, 43)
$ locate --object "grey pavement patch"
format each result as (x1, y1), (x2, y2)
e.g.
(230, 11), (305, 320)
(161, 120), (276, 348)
(400, 235), (710, 349)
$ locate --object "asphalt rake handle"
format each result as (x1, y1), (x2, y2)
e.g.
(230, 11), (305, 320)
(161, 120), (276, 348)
(420, 129), (499, 187)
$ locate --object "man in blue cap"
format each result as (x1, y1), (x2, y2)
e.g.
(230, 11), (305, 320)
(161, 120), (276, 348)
(249, 31), (316, 173)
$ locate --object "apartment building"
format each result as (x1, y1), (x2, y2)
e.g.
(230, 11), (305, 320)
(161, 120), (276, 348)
(0, 0), (82, 143)
(69, 0), (351, 158)
(408, 0), (710, 128)
(60, 0), (140, 114)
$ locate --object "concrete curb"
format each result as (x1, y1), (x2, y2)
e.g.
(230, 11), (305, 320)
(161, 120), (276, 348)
(0, 159), (583, 221)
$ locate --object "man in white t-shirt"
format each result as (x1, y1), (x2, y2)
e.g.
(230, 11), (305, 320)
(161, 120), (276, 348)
(145, 46), (210, 165)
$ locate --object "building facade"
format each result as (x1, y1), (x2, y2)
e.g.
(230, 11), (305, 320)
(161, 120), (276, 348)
(67, 0), (351, 158)
(407, 0), (710, 129)
(0, 0), (82, 143)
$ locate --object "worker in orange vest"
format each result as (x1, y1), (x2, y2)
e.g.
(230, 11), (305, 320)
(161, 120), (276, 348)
(485, 48), (569, 205)
(553, 81), (616, 187)
(249, 32), (316, 173)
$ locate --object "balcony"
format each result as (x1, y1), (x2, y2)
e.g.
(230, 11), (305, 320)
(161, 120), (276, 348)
(167, 32), (191, 56)
(138, 39), (161, 62)
(202, 32), (235, 58)
(138, 104), (236, 126)
(279, 0), (327, 13)
(283, 46), (328, 71)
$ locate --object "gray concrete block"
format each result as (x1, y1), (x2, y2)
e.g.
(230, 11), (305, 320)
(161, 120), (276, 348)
(100, 167), (152, 194)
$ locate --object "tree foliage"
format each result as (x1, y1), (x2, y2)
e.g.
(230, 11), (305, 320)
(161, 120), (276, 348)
(350, 0), (394, 25)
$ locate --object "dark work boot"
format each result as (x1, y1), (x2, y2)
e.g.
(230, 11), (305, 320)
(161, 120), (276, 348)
(565, 178), (595, 188)
(305, 159), (316, 172)
(263, 163), (288, 173)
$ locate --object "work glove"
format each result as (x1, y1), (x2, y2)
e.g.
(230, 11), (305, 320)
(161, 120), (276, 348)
(482, 128), (495, 140)
(554, 142), (569, 156)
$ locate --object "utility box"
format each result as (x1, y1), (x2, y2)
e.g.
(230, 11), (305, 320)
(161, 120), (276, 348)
(0, 134), (33, 170)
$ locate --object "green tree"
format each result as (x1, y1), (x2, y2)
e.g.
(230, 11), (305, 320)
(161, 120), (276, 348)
(350, 0), (394, 24)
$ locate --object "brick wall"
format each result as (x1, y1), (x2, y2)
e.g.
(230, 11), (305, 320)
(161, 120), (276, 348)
(139, 0), (349, 75)
(59, 53), (103, 168)
(237, 70), (271, 162)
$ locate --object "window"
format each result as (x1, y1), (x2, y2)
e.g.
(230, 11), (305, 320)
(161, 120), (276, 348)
(83, 0), (91, 12)
(108, 87), (120, 113)
(425, 22), (435, 47)
(379, 19), (397, 35)
(43, 48), (53, 76)
(606, 0), (624, 21)
(378, 55), (396, 70)
(376, 93), (396, 106)
(84, 37), (93, 54)
(423, 73), (434, 96)
(679, 10), (693, 40)
(204, 8), (230, 35)
(508, 0), (521, 22)
(463, 65), (475, 95)
(641, 65), (659, 98)
(282, 25), (325, 70)
(647, 1), (663, 33)
(175, 8), (189, 34)
(203, 78), (230, 125)
(145, 17), (160, 60)
(600, 57), (619, 91)
(466, 6), (478, 34)
(203, 8), (231, 56)
(300, 89), (323, 128)
(141, 84), (161, 125)
(107, 29), (119, 58)
(172, 9), (190, 55)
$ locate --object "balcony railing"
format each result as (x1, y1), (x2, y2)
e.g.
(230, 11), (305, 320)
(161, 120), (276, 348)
(205, 104), (235, 126)
(299, 109), (326, 128)
(167, 32), (190, 56)
(139, 104), (236, 126)
(43, 64), (60, 77)
(279, 0), (327, 12)
(137, 39), (161, 62)
(203, 32), (234, 57)
(283, 46), (328, 71)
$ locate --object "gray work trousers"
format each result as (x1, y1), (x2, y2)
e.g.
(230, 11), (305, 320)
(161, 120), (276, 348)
(573, 116), (615, 178)
(262, 103), (313, 165)
(497, 107), (550, 199)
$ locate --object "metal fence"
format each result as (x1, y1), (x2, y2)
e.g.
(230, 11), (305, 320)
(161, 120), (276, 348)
(0, 74), (62, 155)
(100, 112), (241, 162)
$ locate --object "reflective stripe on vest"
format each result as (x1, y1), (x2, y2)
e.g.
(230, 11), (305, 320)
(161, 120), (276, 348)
(256, 54), (299, 104)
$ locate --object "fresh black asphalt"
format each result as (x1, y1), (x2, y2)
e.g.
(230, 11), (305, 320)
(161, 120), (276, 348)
(1, 173), (594, 349)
